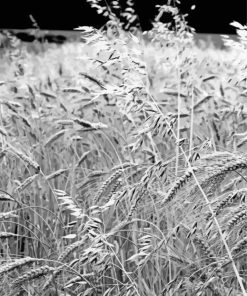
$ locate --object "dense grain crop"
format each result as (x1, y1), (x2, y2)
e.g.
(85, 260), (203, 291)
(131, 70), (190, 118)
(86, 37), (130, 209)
(0, 6), (247, 296)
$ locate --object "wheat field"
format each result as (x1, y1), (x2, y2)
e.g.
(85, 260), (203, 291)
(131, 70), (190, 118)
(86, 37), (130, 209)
(0, 7), (247, 296)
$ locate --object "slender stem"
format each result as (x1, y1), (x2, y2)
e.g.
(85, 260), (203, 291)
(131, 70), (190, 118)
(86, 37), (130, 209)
(189, 85), (194, 159)
(175, 49), (181, 177)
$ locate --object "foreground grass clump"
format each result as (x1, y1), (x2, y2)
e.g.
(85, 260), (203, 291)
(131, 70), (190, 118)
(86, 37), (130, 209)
(0, 22), (247, 296)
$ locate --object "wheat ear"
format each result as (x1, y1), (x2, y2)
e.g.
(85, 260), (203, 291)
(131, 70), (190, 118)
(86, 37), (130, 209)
(227, 207), (247, 231)
(200, 154), (247, 188)
(12, 265), (55, 287)
(193, 235), (218, 267)
(0, 257), (40, 276)
(44, 129), (66, 147)
(93, 168), (124, 204)
(43, 265), (64, 290)
(162, 167), (197, 204)
(7, 143), (40, 172)
(207, 189), (247, 220)
(64, 276), (84, 288)
(231, 237), (247, 255)
(58, 237), (88, 262)
(14, 173), (39, 193)
(126, 186), (148, 221)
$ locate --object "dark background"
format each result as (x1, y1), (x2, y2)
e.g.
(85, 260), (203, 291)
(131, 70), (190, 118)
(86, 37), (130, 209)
(0, 0), (246, 34)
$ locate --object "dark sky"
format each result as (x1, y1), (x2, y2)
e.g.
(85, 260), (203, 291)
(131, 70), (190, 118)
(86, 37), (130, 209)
(0, 0), (246, 34)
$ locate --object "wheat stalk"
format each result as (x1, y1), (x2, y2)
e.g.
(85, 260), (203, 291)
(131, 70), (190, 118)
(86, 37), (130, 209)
(0, 232), (16, 239)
